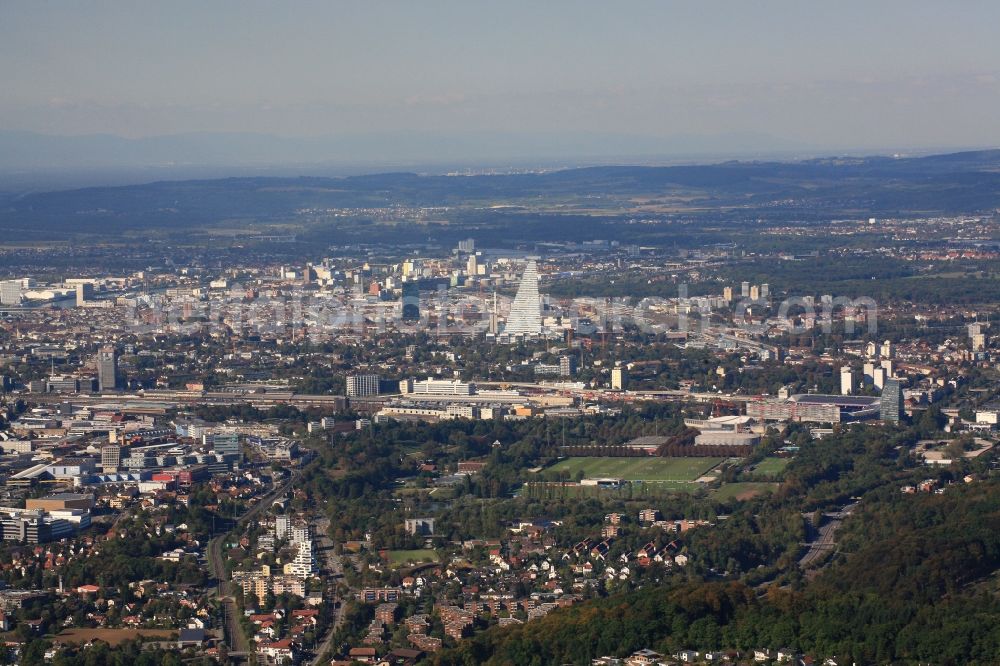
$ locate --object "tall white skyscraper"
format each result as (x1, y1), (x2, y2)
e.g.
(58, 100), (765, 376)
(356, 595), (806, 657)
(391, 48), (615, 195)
(504, 260), (543, 336)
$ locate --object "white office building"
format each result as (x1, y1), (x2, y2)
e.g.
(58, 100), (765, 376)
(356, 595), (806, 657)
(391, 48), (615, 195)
(0, 281), (22, 306)
(504, 260), (543, 336)
(405, 378), (474, 396)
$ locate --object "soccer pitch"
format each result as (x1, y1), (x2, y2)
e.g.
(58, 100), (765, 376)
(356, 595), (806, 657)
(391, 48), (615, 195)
(547, 457), (725, 482)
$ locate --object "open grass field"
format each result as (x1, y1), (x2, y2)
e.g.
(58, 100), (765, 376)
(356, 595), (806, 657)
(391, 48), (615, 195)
(52, 628), (176, 646)
(547, 457), (725, 482)
(750, 457), (791, 477)
(386, 549), (440, 567)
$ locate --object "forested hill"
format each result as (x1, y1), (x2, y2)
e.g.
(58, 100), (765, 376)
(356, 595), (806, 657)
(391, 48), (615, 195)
(2, 149), (1000, 236)
(431, 423), (1000, 665)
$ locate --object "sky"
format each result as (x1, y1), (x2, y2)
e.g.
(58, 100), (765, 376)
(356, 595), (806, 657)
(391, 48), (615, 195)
(2, 1), (1000, 156)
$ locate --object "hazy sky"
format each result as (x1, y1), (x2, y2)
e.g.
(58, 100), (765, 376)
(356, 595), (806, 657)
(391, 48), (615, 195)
(3, 1), (1000, 150)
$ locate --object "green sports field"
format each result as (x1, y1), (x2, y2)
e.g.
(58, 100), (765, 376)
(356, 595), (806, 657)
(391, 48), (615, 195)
(750, 457), (790, 477)
(386, 549), (439, 567)
(547, 456), (725, 482)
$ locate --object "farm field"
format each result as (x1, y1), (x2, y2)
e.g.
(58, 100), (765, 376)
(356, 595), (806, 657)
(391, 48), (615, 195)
(547, 456), (726, 482)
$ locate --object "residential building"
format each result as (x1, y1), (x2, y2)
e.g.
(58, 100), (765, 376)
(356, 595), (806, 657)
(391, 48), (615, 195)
(347, 374), (380, 397)
(611, 366), (628, 391)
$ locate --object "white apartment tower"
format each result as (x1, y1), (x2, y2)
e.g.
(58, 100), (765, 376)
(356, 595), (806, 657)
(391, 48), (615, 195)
(840, 366), (855, 395)
(346, 374), (380, 397)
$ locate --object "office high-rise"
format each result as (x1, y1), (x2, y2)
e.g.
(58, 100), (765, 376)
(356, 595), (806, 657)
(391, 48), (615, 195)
(76, 283), (94, 307)
(504, 260), (542, 336)
(97, 346), (118, 391)
(881, 379), (904, 423)
(101, 444), (122, 473)
(401, 281), (420, 321)
(0, 281), (22, 306)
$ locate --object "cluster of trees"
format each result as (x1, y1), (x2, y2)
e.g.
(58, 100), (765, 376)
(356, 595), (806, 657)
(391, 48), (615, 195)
(430, 422), (1000, 664)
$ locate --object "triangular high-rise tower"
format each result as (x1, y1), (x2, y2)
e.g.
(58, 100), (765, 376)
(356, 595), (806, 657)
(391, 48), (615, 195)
(504, 260), (542, 336)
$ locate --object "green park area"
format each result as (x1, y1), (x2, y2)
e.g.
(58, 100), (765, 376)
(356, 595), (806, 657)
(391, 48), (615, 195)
(547, 456), (725, 482)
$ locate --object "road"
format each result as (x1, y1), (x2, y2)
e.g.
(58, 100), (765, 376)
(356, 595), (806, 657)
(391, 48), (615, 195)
(207, 534), (252, 657)
(207, 465), (309, 658)
(798, 502), (858, 569)
(309, 516), (346, 666)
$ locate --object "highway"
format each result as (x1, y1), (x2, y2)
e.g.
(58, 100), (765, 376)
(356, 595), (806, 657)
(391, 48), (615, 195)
(798, 502), (858, 569)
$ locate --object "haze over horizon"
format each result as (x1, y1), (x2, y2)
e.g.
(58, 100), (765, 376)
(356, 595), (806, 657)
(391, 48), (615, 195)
(3, 1), (1000, 172)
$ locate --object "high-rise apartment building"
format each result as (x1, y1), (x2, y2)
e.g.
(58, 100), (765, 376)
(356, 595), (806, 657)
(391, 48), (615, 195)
(346, 374), (380, 397)
(840, 366), (854, 395)
(611, 366), (628, 391)
(559, 355), (577, 376)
